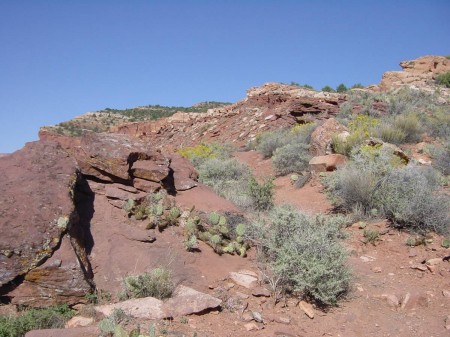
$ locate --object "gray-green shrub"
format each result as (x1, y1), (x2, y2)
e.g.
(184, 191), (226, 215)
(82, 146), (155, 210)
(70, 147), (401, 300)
(324, 145), (401, 213)
(272, 142), (311, 176)
(432, 141), (450, 176)
(121, 267), (174, 300)
(256, 129), (289, 158)
(248, 205), (351, 306)
(325, 146), (449, 234)
(373, 166), (449, 234)
(199, 158), (251, 190)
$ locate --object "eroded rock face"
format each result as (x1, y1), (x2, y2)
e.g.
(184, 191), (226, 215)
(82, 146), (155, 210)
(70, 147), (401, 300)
(0, 141), (79, 288)
(378, 55), (450, 91)
(9, 236), (93, 307)
(72, 132), (166, 183)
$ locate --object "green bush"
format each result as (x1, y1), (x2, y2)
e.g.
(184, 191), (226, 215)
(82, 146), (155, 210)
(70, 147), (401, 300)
(336, 83), (348, 93)
(256, 129), (288, 158)
(0, 305), (74, 337)
(272, 142), (311, 176)
(436, 71), (450, 88)
(363, 228), (380, 245)
(247, 176), (274, 211)
(322, 85), (335, 93)
(121, 267), (174, 300)
(248, 206), (351, 306)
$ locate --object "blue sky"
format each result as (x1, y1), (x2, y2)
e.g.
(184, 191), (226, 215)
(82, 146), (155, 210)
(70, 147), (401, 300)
(0, 1), (449, 153)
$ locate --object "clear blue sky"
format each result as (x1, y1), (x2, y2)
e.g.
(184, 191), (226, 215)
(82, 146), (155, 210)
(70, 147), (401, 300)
(1, 1), (449, 153)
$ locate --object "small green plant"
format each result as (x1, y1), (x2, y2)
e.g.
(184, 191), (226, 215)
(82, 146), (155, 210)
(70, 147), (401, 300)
(85, 289), (112, 304)
(363, 229), (380, 245)
(235, 223), (246, 237)
(169, 207), (180, 219)
(441, 238), (450, 248)
(247, 176), (274, 211)
(406, 236), (425, 247)
(184, 235), (198, 252)
(148, 323), (156, 337)
(121, 267), (174, 300)
(99, 317), (116, 335)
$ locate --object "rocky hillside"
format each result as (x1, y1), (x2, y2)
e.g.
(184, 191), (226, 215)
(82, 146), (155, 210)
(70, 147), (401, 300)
(40, 101), (231, 137)
(1, 55), (449, 337)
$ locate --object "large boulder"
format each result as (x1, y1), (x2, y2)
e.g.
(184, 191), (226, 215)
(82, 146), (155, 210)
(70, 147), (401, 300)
(168, 154), (199, 191)
(310, 118), (348, 156)
(0, 141), (79, 289)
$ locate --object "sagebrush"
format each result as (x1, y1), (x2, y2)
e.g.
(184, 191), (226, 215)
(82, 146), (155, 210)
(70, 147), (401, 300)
(248, 205), (351, 306)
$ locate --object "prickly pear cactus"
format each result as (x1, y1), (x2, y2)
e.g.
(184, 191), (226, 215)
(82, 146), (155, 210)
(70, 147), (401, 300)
(208, 212), (220, 226)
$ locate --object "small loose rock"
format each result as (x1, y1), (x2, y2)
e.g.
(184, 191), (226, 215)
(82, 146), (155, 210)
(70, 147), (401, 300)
(299, 301), (315, 319)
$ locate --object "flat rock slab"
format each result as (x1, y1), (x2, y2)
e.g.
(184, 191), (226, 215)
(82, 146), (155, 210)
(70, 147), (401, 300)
(229, 271), (258, 289)
(95, 296), (165, 319)
(0, 141), (78, 287)
(164, 285), (222, 317)
(131, 160), (169, 182)
(95, 285), (221, 319)
(105, 185), (146, 201)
